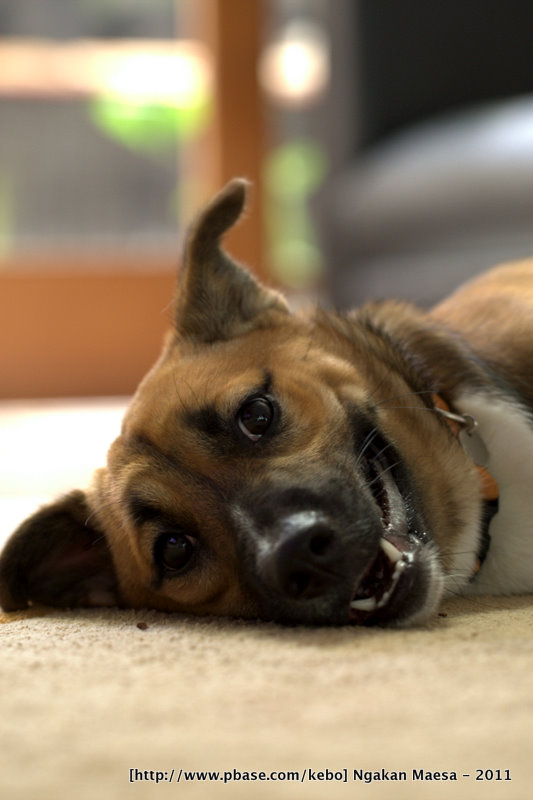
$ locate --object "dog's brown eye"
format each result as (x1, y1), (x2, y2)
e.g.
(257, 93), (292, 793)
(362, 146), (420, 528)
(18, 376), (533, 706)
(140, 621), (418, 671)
(238, 398), (274, 440)
(155, 533), (196, 573)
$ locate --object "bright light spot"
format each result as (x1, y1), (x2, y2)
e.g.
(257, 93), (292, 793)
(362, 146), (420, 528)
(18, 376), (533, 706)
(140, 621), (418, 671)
(102, 47), (211, 107)
(259, 21), (329, 107)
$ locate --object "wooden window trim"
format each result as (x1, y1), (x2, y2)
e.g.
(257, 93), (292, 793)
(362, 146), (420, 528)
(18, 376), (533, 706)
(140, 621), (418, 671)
(0, 256), (176, 399)
(0, 0), (266, 399)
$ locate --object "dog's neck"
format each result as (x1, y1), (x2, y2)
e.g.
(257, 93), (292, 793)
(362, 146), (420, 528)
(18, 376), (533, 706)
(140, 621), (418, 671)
(453, 392), (533, 596)
(432, 394), (498, 577)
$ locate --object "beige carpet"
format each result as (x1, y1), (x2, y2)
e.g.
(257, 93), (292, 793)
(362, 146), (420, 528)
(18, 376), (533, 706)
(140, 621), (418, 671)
(2, 596), (533, 800)
(1, 402), (533, 800)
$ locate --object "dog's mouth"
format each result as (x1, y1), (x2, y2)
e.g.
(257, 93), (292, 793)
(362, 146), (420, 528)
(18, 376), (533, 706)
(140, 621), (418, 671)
(349, 439), (430, 625)
(241, 429), (441, 628)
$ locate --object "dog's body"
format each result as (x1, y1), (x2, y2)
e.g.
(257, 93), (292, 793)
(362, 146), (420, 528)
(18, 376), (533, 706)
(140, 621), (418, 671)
(1, 179), (533, 627)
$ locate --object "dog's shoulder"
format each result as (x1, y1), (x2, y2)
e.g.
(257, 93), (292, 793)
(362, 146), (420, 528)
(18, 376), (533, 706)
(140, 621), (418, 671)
(430, 259), (533, 408)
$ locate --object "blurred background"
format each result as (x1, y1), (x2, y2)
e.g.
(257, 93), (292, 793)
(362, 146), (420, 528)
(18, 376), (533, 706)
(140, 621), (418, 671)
(2, 0), (533, 400)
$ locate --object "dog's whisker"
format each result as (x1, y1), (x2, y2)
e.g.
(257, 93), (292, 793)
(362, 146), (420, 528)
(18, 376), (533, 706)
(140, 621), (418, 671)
(443, 572), (473, 582)
(363, 460), (403, 491)
(439, 548), (478, 559)
(354, 426), (380, 467)
(372, 440), (397, 462)
(84, 510), (98, 527)
(365, 364), (398, 408)
(171, 370), (189, 415)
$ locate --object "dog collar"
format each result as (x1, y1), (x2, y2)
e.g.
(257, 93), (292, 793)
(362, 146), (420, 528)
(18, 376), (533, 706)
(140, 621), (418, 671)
(432, 394), (499, 576)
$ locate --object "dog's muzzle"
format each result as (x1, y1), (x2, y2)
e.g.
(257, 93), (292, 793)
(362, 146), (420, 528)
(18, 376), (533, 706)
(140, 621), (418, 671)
(259, 510), (348, 602)
(234, 488), (381, 626)
(234, 458), (444, 627)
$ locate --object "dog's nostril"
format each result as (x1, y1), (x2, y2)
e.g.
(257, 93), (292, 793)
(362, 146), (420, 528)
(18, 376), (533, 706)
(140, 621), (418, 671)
(265, 515), (341, 601)
(308, 530), (333, 557)
(288, 571), (311, 597)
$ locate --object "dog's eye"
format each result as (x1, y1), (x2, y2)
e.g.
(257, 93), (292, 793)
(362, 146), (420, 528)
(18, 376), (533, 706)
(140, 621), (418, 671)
(237, 398), (274, 440)
(155, 532), (196, 573)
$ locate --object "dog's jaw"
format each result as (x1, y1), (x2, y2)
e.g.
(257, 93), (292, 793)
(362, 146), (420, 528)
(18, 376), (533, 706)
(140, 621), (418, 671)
(348, 458), (445, 626)
(349, 536), (444, 627)
(230, 426), (448, 629)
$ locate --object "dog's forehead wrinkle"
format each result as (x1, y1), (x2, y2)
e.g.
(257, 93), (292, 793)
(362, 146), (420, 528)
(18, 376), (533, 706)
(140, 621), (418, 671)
(117, 434), (236, 520)
(124, 431), (188, 476)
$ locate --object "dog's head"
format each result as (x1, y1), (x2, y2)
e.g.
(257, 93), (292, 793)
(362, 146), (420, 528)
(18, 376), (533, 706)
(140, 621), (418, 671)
(0, 180), (483, 626)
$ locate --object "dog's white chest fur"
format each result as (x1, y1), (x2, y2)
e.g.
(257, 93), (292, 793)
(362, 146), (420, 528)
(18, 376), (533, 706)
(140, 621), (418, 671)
(455, 392), (533, 595)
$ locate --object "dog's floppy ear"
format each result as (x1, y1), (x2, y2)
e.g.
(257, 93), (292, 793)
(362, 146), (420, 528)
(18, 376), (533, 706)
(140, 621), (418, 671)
(174, 178), (290, 343)
(0, 490), (119, 612)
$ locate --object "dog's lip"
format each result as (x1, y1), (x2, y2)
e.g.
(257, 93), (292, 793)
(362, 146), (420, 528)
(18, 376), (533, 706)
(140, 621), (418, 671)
(350, 447), (421, 623)
(349, 534), (420, 623)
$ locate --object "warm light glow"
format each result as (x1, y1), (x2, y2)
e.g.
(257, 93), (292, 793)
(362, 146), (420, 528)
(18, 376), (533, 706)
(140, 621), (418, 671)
(259, 22), (329, 107)
(0, 39), (213, 104)
(95, 46), (211, 106)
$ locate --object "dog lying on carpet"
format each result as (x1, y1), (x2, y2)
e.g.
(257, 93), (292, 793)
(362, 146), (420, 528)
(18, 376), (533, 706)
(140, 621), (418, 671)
(1, 179), (532, 627)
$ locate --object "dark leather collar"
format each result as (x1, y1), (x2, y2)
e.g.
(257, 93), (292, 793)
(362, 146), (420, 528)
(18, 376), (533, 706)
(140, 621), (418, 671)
(432, 394), (498, 577)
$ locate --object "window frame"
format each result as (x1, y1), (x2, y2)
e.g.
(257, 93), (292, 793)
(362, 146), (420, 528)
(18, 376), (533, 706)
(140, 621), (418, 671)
(0, 0), (266, 398)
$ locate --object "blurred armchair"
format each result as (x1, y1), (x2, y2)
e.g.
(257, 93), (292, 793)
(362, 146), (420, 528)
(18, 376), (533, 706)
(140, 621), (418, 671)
(319, 0), (533, 307)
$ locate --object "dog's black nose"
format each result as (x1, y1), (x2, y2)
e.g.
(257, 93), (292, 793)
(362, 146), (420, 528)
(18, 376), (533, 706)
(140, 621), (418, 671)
(260, 511), (342, 601)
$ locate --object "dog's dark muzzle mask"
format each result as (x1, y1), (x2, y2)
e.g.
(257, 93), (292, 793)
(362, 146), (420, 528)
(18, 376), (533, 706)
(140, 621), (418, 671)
(234, 482), (384, 626)
(234, 439), (437, 628)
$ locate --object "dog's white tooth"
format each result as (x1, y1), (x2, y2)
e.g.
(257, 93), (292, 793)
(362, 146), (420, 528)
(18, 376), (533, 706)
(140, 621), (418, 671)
(380, 537), (402, 563)
(350, 597), (377, 612)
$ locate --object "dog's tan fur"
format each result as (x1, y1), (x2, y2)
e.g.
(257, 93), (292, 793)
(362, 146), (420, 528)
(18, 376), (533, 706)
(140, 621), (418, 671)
(431, 262), (533, 408)
(1, 180), (532, 626)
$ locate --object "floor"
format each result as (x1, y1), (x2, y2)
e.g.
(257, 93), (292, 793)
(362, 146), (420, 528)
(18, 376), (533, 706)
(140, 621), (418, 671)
(0, 397), (128, 549)
(2, 397), (533, 800)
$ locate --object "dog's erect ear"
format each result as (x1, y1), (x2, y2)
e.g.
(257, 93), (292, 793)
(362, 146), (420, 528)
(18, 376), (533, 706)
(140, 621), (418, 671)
(0, 491), (119, 612)
(174, 178), (290, 343)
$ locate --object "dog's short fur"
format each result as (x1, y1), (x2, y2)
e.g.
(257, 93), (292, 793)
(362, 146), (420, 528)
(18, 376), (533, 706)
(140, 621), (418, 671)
(2, 179), (533, 626)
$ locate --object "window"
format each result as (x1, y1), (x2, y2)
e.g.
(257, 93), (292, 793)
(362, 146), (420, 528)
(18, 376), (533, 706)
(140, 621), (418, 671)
(0, 0), (264, 398)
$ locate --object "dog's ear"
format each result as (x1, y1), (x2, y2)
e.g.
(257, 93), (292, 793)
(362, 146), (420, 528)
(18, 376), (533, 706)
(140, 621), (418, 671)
(0, 490), (119, 612)
(174, 178), (290, 343)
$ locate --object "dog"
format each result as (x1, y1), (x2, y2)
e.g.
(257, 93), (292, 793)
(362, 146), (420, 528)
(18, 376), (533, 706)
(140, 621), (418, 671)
(1, 178), (533, 627)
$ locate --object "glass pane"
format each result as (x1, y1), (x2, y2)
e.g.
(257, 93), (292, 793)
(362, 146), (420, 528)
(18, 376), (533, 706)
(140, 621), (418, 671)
(0, 98), (180, 253)
(260, 0), (331, 291)
(0, 1), (175, 39)
(0, 1), (212, 259)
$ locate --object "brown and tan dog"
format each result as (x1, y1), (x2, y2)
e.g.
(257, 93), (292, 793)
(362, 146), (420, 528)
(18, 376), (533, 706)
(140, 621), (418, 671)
(1, 179), (533, 626)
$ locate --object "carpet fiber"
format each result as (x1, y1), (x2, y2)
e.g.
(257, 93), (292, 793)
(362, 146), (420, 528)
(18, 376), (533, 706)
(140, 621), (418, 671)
(1, 401), (532, 799)
(2, 594), (533, 800)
